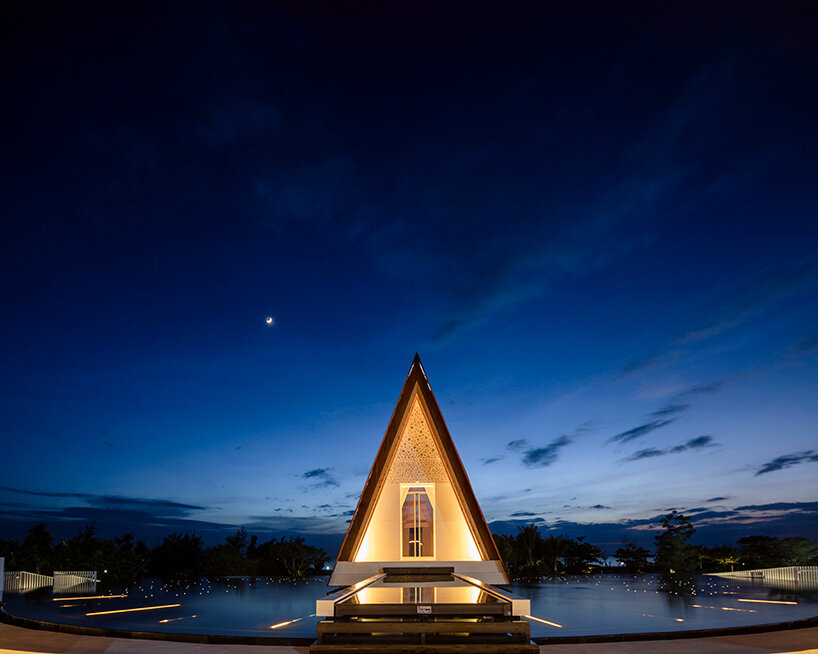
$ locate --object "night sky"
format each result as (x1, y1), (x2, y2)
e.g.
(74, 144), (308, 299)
(2, 2), (817, 553)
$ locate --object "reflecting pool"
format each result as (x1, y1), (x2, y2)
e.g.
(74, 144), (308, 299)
(2, 574), (816, 640)
(511, 574), (818, 638)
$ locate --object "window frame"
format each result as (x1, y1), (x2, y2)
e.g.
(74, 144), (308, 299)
(398, 483), (436, 561)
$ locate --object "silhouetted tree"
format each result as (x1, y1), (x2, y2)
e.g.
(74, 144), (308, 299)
(541, 535), (570, 574)
(516, 525), (543, 566)
(614, 542), (652, 572)
(108, 532), (149, 584)
(734, 535), (817, 569)
(654, 511), (696, 574)
(0, 539), (19, 569)
(494, 533), (519, 574)
(150, 533), (205, 579)
(54, 523), (113, 573)
(255, 536), (327, 577)
(205, 529), (257, 576)
(737, 535), (784, 569)
(246, 534), (258, 559)
(225, 527), (249, 557)
(707, 544), (741, 572)
(563, 536), (605, 573)
(780, 537), (818, 566)
(276, 537), (327, 577)
(19, 523), (53, 574)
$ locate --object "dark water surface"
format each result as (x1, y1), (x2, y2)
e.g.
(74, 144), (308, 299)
(3, 574), (817, 639)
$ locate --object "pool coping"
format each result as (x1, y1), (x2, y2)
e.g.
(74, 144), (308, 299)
(3, 601), (818, 647)
(531, 614), (818, 644)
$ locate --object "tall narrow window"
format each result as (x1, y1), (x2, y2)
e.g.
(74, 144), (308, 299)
(401, 486), (434, 557)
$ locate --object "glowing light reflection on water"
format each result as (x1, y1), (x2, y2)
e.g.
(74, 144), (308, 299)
(2, 574), (816, 639)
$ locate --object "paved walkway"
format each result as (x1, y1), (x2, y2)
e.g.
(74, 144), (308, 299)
(540, 627), (818, 652)
(1, 622), (817, 653)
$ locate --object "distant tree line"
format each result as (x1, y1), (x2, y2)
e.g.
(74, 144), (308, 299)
(2, 514), (816, 584)
(0, 524), (327, 585)
(495, 511), (818, 578)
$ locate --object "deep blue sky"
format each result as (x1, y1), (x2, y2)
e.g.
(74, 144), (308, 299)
(2, 2), (817, 552)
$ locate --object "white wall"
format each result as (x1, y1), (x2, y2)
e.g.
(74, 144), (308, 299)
(354, 481), (480, 562)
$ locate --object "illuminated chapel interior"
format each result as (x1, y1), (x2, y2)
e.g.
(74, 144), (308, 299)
(329, 354), (508, 586)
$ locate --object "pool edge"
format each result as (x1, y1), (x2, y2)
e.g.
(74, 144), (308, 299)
(3, 601), (818, 647)
(0, 602), (315, 646)
(531, 614), (818, 644)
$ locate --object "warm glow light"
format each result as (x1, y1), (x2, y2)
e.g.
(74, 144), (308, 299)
(524, 614), (562, 628)
(159, 615), (198, 623)
(52, 594), (127, 601)
(86, 603), (180, 616)
(270, 614), (314, 629)
(265, 316), (274, 325)
(464, 528), (481, 561)
(737, 598), (797, 605)
(353, 397), (483, 563)
(674, 618), (684, 622)
(354, 533), (371, 562)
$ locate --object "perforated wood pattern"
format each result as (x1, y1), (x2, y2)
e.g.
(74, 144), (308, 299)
(386, 397), (449, 484)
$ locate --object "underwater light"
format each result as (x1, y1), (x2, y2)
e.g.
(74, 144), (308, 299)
(86, 604), (180, 616)
(270, 614), (315, 629)
(524, 614), (562, 628)
(159, 615), (198, 623)
(52, 594), (127, 601)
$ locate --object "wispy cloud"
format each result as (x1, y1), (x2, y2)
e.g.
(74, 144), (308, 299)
(625, 448), (666, 461)
(1, 487), (92, 500)
(679, 382), (722, 396)
(0, 505), (234, 543)
(734, 501), (818, 512)
(481, 456), (503, 465)
(680, 435), (714, 449)
(677, 258), (818, 344)
(417, 66), (738, 343)
(620, 354), (662, 378)
(707, 496), (728, 502)
(0, 487), (206, 515)
(513, 421), (591, 468)
(490, 501), (818, 546)
(650, 404), (690, 417)
(755, 450), (818, 476)
(623, 435), (716, 462)
(608, 418), (676, 444)
(301, 468), (339, 487)
(522, 436), (572, 468)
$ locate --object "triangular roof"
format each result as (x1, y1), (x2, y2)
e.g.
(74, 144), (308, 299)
(334, 354), (504, 568)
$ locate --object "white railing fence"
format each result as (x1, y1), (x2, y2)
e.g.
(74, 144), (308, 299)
(53, 570), (97, 593)
(709, 565), (818, 584)
(3, 570), (54, 593)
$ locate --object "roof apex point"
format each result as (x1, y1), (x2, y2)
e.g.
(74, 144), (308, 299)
(409, 352), (427, 380)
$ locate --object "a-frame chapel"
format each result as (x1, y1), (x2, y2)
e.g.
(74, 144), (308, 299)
(329, 354), (508, 586)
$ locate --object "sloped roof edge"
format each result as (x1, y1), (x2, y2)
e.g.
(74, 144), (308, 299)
(334, 354), (504, 568)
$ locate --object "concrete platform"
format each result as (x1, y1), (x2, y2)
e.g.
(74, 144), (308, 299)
(1, 621), (817, 653)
